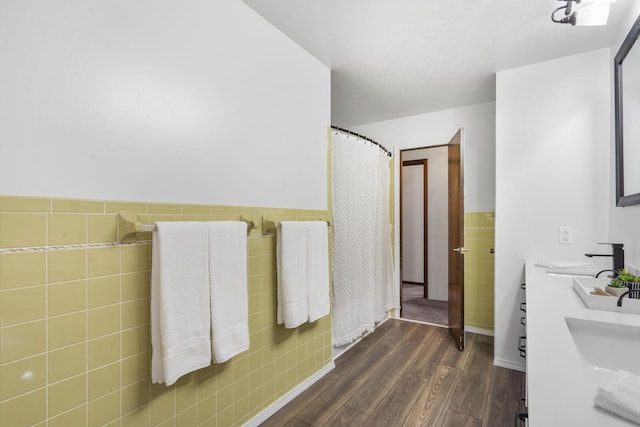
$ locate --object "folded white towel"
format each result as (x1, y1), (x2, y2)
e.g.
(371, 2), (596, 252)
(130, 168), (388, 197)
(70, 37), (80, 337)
(277, 222), (310, 328)
(307, 221), (330, 323)
(151, 222), (212, 385)
(594, 370), (640, 424)
(208, 221), (250, 363)
(535, 261), (595, 269)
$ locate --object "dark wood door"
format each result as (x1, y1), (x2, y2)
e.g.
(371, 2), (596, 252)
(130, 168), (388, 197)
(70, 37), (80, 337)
(448, 129), (465, 350)
(422, 160), (428, 299)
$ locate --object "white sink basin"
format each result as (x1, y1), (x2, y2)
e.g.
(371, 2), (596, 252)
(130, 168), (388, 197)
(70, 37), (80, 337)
(572, 277), (640, 315)
(565, 317), (640, 375)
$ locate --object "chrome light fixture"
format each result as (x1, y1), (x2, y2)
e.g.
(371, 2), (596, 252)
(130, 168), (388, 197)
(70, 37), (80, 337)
(552, 0), (615, 26)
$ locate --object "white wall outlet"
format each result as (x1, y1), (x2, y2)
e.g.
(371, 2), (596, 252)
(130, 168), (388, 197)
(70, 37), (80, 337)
(559, 226), (573, 244)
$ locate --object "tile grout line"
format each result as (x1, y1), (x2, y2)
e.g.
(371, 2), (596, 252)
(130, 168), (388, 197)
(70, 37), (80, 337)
(84, 216), (89, 426)
(45, 203), (50, 427)
(2, 200), (331, 426)
(119, 242), (124, 427)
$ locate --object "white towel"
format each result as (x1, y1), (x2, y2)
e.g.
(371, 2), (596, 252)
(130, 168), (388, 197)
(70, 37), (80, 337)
(594, 370), (640, 424)
(277, 222), (310, 328)
(208, 221), (250, 363)
(307, 221), (330, 322)
(151, 222), (212, 385)
(535, 261), (595, 269)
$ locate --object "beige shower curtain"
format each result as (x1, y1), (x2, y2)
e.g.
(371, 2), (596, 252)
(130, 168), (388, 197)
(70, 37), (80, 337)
(331, 130), (397, 347)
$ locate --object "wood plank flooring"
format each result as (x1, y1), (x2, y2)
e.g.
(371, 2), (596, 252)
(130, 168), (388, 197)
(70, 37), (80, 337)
(260, 319), (525, 427)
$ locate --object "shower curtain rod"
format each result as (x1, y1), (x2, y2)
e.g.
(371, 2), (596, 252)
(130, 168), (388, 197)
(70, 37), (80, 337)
(331, 125), (392, 157)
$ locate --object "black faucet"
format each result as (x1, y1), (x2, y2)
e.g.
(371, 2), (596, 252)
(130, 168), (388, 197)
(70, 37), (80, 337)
(617, 289), (640, 307)
(585, 243), (624, 278)
(595, 269), (616, 278)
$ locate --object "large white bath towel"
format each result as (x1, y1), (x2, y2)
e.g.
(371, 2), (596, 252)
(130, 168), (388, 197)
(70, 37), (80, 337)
(307, 221), (330, 322)
(534, 261), (595, 269)
(594, 370), (640, 424)
(277, 222), (310, 328)
(151, 222), (212, 385)
(208, 221), (250, 363)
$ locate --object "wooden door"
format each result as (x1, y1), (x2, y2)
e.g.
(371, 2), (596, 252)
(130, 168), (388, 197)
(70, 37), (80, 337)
(422, 160), (428, 299)
(448, 129), (465, 350)
(399, 151), (404, 312)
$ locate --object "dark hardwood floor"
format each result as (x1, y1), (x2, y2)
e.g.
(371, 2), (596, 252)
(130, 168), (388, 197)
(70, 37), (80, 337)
(260, 319), (525, 427)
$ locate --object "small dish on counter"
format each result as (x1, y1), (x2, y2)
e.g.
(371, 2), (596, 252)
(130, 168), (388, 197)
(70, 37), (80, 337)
(572, 277), (640, 315)
(604, 285), (628, 297)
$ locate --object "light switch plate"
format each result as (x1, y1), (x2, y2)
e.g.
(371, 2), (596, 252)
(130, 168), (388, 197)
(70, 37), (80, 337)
(559, 226), (573, 244)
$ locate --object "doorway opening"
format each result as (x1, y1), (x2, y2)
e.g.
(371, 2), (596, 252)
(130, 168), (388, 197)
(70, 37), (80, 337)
(398, 129), (465, 348)
(400, 147), (448, 325)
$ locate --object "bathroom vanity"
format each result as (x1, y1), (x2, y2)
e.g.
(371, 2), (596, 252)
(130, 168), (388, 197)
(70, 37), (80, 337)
(525, 260), (640, 426)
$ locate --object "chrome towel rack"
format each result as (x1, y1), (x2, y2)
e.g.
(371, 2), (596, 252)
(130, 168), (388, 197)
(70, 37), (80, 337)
(261, 216), (331, 235)
(118, 211), (256, 242)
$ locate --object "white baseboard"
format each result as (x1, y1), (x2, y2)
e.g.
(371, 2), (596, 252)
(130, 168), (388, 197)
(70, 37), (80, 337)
(332, 315), (394, 359)
(332, 335), (362, 359)
(242, 361), (336, 427)
(464, 326), (494, 336)
(494, 357), (526, 372)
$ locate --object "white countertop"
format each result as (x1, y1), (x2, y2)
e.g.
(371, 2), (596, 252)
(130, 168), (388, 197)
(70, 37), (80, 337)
(525, 260), (640, 426)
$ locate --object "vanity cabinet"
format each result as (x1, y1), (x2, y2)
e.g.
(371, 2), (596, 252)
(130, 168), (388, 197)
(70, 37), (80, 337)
(524, 260), (637, 426)
(516, 282), (528, 425)
(518, 283), (526, 359)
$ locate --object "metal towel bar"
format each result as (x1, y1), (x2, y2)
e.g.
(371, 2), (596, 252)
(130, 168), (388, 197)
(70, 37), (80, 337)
(118, 211), (256, 242)
(262, 216), (331, 235)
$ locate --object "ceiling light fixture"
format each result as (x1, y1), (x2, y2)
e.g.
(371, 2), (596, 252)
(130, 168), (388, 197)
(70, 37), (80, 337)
(551, 0), (615, 26)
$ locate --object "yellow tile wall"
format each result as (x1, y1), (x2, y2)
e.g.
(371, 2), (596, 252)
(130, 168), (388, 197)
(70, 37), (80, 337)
(0, 195), (332, 427)
(464, 212), (495, 331)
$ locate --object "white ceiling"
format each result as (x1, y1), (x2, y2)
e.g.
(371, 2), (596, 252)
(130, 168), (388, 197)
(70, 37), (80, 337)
(242, 0), (635, 127)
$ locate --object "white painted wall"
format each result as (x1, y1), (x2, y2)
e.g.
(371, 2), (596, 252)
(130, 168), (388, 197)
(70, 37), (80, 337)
(495, 49), (611, 370)
(352, 102), (496, 213)
(0, 0), (330, 210)
(402, 164), (425, 283)
(354, 102), (495, 315)
(402, 147), (449, 300)
(610, 4), (640, 270)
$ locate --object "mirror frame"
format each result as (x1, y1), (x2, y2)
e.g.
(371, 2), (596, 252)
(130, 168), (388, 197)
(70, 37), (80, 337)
(614, 13), (640, 207)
